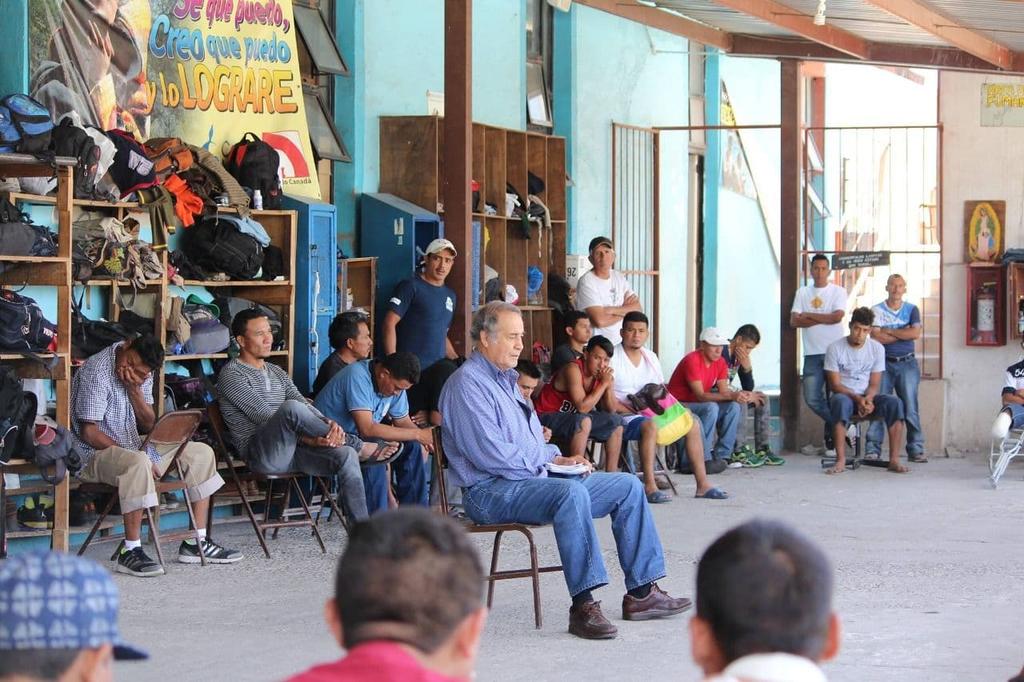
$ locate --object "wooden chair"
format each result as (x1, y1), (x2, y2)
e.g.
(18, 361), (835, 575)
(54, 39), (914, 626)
(77, 410), (206, 566)
(205, 402), (326, 558)
(431, 428), (562, 629)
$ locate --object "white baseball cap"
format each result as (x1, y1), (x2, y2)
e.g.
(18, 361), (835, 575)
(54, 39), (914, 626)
(425, 238), (458, 256)
(699, 327), (729, 346)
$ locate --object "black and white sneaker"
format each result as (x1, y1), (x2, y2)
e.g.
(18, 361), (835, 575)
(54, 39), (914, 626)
(177, 539), (244, 564)
(116, 547), (165, 577)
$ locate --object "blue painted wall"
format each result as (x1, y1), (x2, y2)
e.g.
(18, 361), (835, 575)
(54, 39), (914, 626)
(335, 0), (526, 255)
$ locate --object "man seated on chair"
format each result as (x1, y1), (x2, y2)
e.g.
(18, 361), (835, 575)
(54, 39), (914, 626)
(312, 311), (372, 398)
(989, 347), (1024, 442)
(533, 335), (625, 471)
(217, 308), (371, 523)
(550, 310), (592, 374)
(609, 311), (724, 501)
(690, 520), (840, 681)
(286, 509), (486, 682)
(668, 327), (751, 473)
(823, 306), (907, 475)
(71, 334), (242, 577)
(314, 352), (434, 515)
(440, 302), (692, 641)
(515, 360), (552, 444)
(722, 324), (781, 465)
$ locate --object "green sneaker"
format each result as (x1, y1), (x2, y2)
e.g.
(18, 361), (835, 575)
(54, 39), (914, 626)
(732, 445), (766, 468)
(757, 447), (785, 466)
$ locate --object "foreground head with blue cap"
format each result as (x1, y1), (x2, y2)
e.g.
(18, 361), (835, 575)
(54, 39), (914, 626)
(0, 551), (146, 681)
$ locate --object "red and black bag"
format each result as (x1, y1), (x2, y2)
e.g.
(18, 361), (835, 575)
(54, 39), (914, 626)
(225, 132), (282, 209)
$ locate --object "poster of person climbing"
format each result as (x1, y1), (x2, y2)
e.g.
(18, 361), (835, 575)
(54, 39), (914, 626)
(29, 0), (320, 199)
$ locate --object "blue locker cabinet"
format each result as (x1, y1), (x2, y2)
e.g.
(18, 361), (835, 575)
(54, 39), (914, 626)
(282, 195), (337, 395)
(359, 194), (441, 328)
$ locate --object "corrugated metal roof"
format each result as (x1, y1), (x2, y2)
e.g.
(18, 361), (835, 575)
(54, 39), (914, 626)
(656, 0), (799, 38)
(927, 0), (1024, 53)
(782, 0), (947, 45)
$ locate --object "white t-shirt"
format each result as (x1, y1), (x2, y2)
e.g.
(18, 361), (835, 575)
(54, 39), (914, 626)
(575, 269), (635, 346)
(610, 344), (665, 403)
(791, 283), (847, 356)
(824, 337), (885, 395)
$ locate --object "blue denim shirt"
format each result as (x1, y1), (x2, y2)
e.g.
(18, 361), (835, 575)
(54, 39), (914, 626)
(438, 352), (559, 488)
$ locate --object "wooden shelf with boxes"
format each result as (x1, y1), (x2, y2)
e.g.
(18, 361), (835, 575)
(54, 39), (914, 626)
(379, 116), (567, 353)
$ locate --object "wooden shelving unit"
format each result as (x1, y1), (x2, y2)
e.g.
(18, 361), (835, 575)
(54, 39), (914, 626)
(379, 116), (567, 351)
(0, 154), (76, 554)
(338, 257), (377, 331)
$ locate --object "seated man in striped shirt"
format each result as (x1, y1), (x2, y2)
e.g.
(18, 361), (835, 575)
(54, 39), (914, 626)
(439, 302), (691, 641)
(71, 334), (241, 577)
(216, 309), (369, 522)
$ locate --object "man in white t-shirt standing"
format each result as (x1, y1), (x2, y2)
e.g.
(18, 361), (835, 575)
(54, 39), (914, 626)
(575, 236), (641, 346)
(609, 312), (725, 500)
(790, 254), (848, 455)
(823, 307), (907, 475)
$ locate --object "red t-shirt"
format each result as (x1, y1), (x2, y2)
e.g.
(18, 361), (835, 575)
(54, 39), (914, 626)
(286, 642), (466, 682)
(667, 350), (727, 403)
(534, 358), (594, 414)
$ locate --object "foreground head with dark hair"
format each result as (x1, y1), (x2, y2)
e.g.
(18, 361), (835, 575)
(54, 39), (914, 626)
(231, 307), (267, 340)
(381, 351), (421, 385)
(850, 306), (874, 329)
(733, 324), (761, 345)
(328, 311), (371, 353)
(286, 509), (486, 682)
(124, 333), (164, 372)
(690, 520), (840, 678)
(515, 359), (542, 402)
(586, 335), (614, 358)
(623, 310), (649, 327)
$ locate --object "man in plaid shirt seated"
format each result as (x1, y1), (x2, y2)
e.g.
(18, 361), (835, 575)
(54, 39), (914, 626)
(71, 334), (242, 576)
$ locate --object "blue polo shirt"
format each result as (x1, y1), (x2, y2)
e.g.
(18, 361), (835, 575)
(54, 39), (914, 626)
(870, 300), (921, 358)
(313, 360), (409, 434)
(387, 276), (456, 369)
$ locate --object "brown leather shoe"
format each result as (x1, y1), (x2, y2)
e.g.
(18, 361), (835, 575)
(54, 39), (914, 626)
(622, 583), (693, 621)
(568, 600), (618, 639)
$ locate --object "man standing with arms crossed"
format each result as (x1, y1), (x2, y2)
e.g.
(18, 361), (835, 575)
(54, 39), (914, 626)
(790, 254), (848, 456)
(867, 274), (926, 463)
(575, 236), (641, 346)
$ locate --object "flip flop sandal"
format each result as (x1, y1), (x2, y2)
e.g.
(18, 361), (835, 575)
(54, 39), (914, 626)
(360, 442), (403, 467)
(908, 453), (928, 463)
(646, 490), (672, 504)
(695, 487), (728, 500)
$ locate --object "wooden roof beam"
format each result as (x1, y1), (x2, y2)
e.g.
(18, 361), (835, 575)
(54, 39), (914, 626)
(864, 0), (1015, 71)
(574, 0), (734, 51)
(709, 0), (869, 59)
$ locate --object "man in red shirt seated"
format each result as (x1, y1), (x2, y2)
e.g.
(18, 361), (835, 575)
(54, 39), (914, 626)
(286, 508), (485, 682)
(668, 328), (757, 470)
(534, 335), (625, 469)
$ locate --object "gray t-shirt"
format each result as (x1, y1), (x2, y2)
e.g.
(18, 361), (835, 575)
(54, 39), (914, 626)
(824, 337), (885, 395)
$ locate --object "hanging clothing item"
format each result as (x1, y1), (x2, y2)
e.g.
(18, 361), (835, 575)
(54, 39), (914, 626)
(163, 174), (204, 228)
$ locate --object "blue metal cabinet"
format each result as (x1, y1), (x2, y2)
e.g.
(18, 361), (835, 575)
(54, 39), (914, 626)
(282, 195), (337, 395)
(359, 194), (441, 327)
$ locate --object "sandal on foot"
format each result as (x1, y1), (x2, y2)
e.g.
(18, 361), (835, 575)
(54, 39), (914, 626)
(694, 487), (728, 500)
(908, 453), (928, 464)
(646, 490), (672, 504)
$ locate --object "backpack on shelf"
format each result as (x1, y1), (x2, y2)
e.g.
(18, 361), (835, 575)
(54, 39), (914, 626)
(182, 216), (264, 280)
(104, 129), (157, 196)
(0, 193), (57, 272)
(0, 366), (25, 465)
(225, 132), (282, 209)
(0, 289), (58, 352)
(0, 94), (54, 154)
(212, 295), (284, 349)
(50, 119), (101, 198)
(144, 137), (193, 182)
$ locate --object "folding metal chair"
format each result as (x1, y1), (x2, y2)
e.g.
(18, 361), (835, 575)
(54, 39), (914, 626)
(990, 427), (1024, 489)
(431, 428), (562, 629)
(77, 410), (206, 566)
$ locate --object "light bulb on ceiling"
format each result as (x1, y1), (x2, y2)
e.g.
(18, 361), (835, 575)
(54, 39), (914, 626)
(813, 0), (827, 26)
(636, 0), (658, 7)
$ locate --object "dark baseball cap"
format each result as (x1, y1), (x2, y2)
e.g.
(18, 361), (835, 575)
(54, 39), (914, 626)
(588, 236), (613, 252)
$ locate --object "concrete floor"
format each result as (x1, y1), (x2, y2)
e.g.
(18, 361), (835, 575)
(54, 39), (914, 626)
(97, 452), (1024, 681)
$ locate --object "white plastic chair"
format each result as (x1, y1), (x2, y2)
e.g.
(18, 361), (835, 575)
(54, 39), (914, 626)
(990, 428), (1024, 488)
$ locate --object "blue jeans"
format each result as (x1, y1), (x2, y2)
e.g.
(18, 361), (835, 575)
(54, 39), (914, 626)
(462, 472), (666, 597)
(684, 401), (741, 460)
(867, 356), (924, 455)
(829, 393), (904, 427)
(1005, 404), (1024, 429)
(362, 441), (429, 515)
(802, 354), (834, 448)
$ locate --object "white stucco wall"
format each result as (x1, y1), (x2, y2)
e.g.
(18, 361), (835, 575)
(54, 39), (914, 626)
(939, 70), (1024, 451)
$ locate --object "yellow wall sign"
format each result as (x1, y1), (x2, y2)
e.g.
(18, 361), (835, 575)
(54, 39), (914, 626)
(981, 83), (1024, 127)
(29, 0), (320, 198)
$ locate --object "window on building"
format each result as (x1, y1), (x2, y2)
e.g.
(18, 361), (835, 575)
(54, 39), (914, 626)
(294, 4), (348, 76)
(526, 0), (553, 130)
(304, 87), (350, 162)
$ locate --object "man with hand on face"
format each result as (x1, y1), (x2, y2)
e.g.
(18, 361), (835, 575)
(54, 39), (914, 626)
(823, 307), (907, 475)
(440, 302), (692, 641)
(534, 335), (625, 468)
(314, 352), (433, 515)
(72, 334), (241, 576)
(574, 236), (641, 346)
(382, 238), (460, 427)
(217, 309), (370, 523)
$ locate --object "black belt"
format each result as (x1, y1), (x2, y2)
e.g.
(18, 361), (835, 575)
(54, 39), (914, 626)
(886, 353), (915, 363)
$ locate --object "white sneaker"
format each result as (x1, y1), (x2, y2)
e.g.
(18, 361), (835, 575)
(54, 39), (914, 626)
(800, 444), (824, 456)
(824, 448), (837, 459)
(992, 411), (1013, 440)
(847, 424), (858, 439)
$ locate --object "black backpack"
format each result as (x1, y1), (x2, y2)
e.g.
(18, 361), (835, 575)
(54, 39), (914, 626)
(0, 366), (24, 465)
(182, 216), (264, 280)
(0, 194), (57, 274)
(51, 119), (100, 199)
(0, 290), (58, 351)
(212, 295), (284, 349)
(225, 132), (282, 209)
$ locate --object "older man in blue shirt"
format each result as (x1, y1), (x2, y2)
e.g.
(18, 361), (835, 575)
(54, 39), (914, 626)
(439, 302), (691, 640)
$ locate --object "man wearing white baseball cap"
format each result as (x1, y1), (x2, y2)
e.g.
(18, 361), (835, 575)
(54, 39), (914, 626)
(668, 327), (753, 469)
(381, 238), (460, 428)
